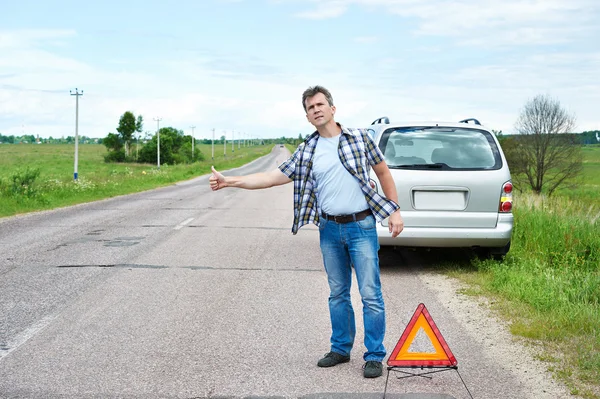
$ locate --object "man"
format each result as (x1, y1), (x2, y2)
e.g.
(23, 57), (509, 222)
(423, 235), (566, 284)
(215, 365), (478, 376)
(209, 85), (404, 378)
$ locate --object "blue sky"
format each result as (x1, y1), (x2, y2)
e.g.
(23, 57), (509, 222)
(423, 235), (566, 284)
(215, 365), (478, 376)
(1, 0), (599, 140)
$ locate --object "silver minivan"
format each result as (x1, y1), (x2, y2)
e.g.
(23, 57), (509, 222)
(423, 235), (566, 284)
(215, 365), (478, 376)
(367, 117), (513, 259)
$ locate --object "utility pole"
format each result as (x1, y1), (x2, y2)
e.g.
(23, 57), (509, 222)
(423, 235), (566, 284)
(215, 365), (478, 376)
(70, 88), (83, 181)
(190, 125), (196, 160)
(212, 128), (215, 160)
(154, 117), (162, 169)
(223, 130), (226, 157)
(232, 130), (234, 153)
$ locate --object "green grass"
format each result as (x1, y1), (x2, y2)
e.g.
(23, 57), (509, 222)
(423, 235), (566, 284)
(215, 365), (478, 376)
(0, 143), (272, 218)
(450, 199), (599, 397)
(555, 144), (600, 206)
(444, 146), (600, 398)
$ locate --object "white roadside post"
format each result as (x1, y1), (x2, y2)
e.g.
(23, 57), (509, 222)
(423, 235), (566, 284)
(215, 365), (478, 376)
(190, 125), (196, 160)
(70, 88), (83, 181)
(154, 117), (162, 169)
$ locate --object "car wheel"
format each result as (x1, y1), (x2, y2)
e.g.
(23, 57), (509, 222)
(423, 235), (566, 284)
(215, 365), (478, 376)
(477, 241), (511, 261)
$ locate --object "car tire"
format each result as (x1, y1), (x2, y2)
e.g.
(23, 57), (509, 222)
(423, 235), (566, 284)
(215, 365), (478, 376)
(477, 241), (511, 262)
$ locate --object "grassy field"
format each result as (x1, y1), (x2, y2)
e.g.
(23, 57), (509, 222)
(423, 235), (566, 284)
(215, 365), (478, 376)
(556, 144), (600, 206)
(447, 144), (600, 398)
(1, 142), (598, 397)
(0, 143), (272, 218)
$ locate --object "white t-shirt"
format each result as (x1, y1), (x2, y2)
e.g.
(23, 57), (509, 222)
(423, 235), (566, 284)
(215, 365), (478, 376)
(313, 134), (369, 215)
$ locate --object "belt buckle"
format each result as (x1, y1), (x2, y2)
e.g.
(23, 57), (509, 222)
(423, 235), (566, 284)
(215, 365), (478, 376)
(334, 214), (349, 223)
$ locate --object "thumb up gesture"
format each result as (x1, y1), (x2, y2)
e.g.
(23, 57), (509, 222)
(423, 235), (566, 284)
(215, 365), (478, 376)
(209, 166), (226, 191)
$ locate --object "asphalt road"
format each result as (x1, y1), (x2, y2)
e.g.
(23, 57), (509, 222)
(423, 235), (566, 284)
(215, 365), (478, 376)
(0, 146), (570, 399)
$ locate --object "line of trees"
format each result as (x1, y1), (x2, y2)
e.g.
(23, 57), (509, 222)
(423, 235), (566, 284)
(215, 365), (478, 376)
(579, 130), (600, 144)
(0, 134), (98, 144)
(103, 111), (204, 164)
(1, 129), (596, 147)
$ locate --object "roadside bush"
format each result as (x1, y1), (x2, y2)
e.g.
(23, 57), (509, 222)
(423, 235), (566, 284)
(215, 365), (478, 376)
(0, 167), (41, 199)
(104, 149), (126, 163)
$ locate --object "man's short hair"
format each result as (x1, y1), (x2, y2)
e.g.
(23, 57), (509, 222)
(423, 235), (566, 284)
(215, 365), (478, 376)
(302, 85), (334, 112)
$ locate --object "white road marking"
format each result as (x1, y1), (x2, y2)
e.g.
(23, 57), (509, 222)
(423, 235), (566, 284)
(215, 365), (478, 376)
(0, 313), (58, 361)
(174, 217), (194, 230)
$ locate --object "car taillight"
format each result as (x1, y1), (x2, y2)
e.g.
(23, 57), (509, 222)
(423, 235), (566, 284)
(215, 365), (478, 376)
(499, 181), (513, 213)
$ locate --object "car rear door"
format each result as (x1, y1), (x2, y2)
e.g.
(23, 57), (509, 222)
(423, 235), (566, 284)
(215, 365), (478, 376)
(374, 126), (509, 229)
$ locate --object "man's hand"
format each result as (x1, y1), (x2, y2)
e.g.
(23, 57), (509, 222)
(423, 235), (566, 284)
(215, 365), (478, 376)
(388, 211), (404, 238)
(209, 166), (226, 191)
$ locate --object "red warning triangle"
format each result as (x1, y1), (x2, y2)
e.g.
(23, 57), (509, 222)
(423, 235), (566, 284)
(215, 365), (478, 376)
(388, 303), (457, 367)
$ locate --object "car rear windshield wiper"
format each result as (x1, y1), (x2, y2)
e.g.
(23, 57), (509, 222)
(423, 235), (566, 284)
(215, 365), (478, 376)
(389, 163), (448, 169)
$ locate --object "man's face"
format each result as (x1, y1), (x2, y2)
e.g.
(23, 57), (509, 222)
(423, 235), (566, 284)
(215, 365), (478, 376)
(305, 92), (335, 128)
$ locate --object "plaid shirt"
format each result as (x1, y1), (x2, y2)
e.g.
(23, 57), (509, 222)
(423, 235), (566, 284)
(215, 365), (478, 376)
(278, 124), (400, 234)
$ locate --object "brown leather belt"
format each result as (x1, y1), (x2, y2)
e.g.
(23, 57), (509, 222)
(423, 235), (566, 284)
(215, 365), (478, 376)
(321, 209), (372, 224)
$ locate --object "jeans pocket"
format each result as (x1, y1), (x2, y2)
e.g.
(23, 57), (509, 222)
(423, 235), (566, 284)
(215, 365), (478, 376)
(357, 215), (376, 230)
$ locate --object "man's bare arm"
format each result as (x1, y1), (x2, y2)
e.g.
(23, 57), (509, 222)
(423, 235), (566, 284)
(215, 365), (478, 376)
(371, 161), (404, 237)
(210, 166), (291, 191)
(371, 161), (399, 203)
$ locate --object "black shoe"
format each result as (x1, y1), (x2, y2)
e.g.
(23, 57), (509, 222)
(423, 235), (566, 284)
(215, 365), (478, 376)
(317, 351), (350, 368)
(363, 361), (383, 378)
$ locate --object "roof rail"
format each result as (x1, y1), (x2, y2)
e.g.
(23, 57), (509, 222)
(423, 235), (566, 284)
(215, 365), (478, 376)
(459, 118), (481, 125)
(371, 116), (390, 125)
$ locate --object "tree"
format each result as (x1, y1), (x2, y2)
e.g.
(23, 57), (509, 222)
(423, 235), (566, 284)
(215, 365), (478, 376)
(138, 127), (203, 165)
(116, 111), (143, 157)
(510, 94), (582, 196)
(102, 132), (125, 162)
(103, 132), (123, 151)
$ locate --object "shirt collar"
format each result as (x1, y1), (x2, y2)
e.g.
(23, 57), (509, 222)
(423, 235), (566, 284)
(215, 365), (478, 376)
(305, 123), (352, 145)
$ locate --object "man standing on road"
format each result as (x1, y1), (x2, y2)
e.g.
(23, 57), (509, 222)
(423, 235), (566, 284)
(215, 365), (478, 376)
(209, 85), (404, 378)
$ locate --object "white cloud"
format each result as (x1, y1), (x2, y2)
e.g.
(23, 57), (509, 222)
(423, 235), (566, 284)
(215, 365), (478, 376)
(293, 0), (348, 19)
(0, 29), (76, 49)
(288, 0), (599, 46)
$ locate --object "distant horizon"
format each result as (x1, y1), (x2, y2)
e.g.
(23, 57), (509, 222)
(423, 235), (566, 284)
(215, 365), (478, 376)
(2, 129), (599, 143)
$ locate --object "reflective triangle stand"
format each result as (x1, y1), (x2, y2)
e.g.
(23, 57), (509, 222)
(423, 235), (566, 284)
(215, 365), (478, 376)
(383, 365), (474, 399)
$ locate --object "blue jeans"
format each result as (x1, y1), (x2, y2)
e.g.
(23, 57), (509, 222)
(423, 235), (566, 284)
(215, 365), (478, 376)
(319, 214), (386, 362)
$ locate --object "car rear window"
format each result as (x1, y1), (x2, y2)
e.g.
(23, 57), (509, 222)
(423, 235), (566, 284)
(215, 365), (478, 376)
(378, 127), (503, 170)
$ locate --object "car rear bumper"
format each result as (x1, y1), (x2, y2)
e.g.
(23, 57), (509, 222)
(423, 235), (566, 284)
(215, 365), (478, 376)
(377, 214), (513, 248)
